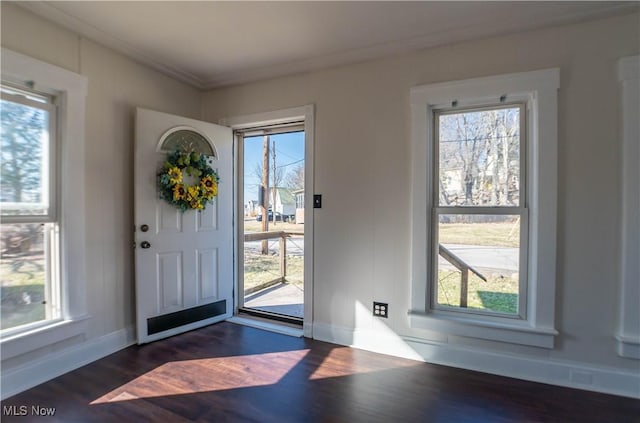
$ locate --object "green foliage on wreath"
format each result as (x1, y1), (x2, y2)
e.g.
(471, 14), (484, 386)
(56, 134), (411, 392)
(157, 149), (219, 212)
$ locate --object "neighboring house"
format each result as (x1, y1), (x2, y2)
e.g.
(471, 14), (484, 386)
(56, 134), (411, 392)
(270, 187), (295, 218)
(293, 189), (304, 224)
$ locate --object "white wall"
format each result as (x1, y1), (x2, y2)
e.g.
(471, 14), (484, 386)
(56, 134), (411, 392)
(1, 3), (201, 374)
(202, 11), (640, 386)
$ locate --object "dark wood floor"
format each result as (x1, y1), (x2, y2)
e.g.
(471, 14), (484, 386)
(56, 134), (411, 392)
(2, 322), (639, 423)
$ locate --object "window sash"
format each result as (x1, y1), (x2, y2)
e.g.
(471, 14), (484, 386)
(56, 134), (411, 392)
(234, 122), (305, 137)
(0, 222), (62, 337)
(434, 102), (526, 209)
(0, 87), (57, 223)
(430, 208), (529, 319)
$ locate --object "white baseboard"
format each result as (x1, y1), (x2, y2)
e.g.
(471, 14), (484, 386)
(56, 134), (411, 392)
(1, 326), (136, 400)
(313, 322), (640, 399)
(303, 322), (313, 338)
(313, 322), (426, 361)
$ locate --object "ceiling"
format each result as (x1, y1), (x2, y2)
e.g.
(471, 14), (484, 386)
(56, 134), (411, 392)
(18, 1), (637, 90)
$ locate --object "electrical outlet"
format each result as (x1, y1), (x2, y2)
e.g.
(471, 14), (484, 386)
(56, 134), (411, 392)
(373, 302), (388, 318)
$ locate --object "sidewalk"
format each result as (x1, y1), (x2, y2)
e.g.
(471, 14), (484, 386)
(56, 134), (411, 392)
(244, 282), (303, 318)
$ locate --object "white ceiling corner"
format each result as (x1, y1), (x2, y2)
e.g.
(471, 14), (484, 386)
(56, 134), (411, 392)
(18, 1), (208, 88)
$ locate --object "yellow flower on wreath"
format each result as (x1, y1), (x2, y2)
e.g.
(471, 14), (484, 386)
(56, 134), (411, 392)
(186, 185), (200, 202)
(200, 175), (218, 199)
(167, 166), (182, 185)
(172, 184), (186, 201)
(190, 199), (204, 210)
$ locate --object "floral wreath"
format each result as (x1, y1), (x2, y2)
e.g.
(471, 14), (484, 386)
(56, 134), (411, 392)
(158, 149), (219, 212)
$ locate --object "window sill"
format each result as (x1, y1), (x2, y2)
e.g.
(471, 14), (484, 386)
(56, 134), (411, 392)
(1, 315), (90, 360)
(408, 310), (557, 348)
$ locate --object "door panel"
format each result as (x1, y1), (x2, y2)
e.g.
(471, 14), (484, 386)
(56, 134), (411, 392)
(135, 108), (232, 344)
(157, 201), (182, 233)
(197, 206), (218, 231)
(158, 252), (183, 311)
(197, 248), (219, 300)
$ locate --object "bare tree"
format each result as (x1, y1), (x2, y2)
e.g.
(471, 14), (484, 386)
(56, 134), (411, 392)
(253, 161), (284, 189)
(284, 163), (305, 191)
(438, 107), (520, 208)
(1, 102), (46, 204)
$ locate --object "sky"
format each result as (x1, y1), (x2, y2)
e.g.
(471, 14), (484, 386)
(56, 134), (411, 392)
(243, 131), (304, 202)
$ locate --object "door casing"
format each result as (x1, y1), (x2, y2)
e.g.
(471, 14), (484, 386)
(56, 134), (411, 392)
(221, 105), (315, 338)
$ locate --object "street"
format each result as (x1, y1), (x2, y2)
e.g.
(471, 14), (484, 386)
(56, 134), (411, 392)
(440, 243), (519, 274)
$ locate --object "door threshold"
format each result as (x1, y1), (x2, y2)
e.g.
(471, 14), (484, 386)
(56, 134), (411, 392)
(238, 306), (303, 325)
(227, 315), (303, 338)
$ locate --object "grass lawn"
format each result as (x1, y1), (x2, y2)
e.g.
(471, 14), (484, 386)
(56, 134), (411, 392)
(1, 252), (47, 330)
(1, 300), (45, 330)
(437, 270), (518, 314)
(437, 221), (519, 313)
(439, 221), (519, 248)
(243, 220), (303, 233)
(242, 219), (304, 296)
(243, 249), (303, 295)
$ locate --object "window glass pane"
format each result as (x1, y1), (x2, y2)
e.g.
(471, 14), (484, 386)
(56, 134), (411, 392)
(161, 129), (214, 156)
(436, 214), (520, 314)
(438, 107), (520, 206)
(1, 223), (57, 331)
(1, 98), (50, 216)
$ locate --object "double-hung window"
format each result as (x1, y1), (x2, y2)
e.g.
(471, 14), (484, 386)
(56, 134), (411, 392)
(433, 103), (527, 317)
(409, 69), (559, 348)
(1, 83), (60, 334)
(1, 48), (88, 361)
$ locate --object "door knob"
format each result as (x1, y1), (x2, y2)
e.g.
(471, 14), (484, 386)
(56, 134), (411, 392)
(141, 241), (151, 249)
(140, 224), (149, 232)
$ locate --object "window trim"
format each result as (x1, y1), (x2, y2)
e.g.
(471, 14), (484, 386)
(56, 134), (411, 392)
(1, 48), (89, 358)
(234, 123), (305, 321)
(616, 55), (640, 359)
(409, 68), (559, 348)
(220, 104), (315, 338)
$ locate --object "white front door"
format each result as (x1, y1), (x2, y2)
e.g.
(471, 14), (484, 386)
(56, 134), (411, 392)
(134, 108), (233, 344)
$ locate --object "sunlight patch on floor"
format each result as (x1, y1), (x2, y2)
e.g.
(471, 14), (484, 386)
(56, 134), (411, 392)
(308, 346), (421, 381)
(91, 349), (310, 404)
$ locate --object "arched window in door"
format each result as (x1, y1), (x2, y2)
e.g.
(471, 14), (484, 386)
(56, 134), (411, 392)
(157, 126), (217, 158)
